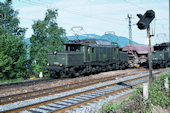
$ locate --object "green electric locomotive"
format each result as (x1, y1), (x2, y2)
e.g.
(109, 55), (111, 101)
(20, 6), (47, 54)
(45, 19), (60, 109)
(47, 39), (128, 78)
(152, 42), (170, 68)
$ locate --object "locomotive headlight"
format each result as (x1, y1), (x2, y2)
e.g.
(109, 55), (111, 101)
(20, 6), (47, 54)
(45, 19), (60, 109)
(54, 51), (57, 54)
(54, 62), (59, 66)
(47, 63), (49, 66)
(60, 64), (63, 66)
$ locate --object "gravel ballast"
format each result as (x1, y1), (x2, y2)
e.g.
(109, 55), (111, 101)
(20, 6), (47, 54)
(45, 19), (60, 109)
(0, 68), (149, 97)
(0, 70), (162, 112)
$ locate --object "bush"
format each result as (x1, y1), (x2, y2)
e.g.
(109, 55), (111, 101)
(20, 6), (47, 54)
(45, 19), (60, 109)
(102, 102), (120, 112)
(102, 70), (170, 112)
(148, 71), (170, 108)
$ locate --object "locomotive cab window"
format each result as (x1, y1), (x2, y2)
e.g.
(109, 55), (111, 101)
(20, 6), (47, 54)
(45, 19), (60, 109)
(66, 45), (81, 51)
(92, 48), (94, 53)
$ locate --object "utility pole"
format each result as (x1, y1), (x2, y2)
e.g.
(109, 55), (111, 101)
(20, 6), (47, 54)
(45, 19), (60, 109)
(127, 14), (132, 45)
(169, 0), (170, 42)
(147, 26), (153, 84)
(137, 10), (155, 84)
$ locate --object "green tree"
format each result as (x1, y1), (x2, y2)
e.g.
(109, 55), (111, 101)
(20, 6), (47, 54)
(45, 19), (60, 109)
(30, 9), (66, 75)
(0, 34), (28, 79)
(0, 0), (26, 36)
(0, 0), (28, 80)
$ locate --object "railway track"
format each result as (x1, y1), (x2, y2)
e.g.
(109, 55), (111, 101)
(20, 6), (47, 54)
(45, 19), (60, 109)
(0, 70), (163, 113)
(0, 77), (55, 89)
(0, 73), (129, 105)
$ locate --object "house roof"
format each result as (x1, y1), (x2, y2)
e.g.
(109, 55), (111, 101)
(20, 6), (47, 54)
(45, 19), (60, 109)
(122, 44), (154, 54)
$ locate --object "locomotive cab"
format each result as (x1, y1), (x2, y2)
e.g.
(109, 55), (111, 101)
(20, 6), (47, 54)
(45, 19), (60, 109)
(47, 42), (84, 77)
(152, 42), (170, 68)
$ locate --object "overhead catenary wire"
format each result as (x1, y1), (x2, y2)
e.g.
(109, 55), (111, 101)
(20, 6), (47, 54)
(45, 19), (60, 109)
(15, 0), (128, 36)
(16, 0), (126, 24)
(18, 0), (168, 30)
(123, 0), (146, 11)
(14, 0), (168, 44)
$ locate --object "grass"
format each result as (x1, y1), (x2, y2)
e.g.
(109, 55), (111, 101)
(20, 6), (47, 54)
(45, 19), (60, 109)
(148, 70), (170, 108)
(0, 77), (25, 83)
(0, 73), (51, 83)
(102, 69), (170, 112)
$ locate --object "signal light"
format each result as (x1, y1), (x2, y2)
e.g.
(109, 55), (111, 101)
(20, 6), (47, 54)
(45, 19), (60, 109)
(137, 10), (155, 30)
(145, 10), (154, 18)
(137, 22), (146, 29)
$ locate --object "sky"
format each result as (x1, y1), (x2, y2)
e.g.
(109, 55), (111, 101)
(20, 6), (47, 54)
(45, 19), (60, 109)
(0, 0), (169, 45)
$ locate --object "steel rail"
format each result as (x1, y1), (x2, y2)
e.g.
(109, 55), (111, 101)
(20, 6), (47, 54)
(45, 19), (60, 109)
(2, 72), (160, 113)
(0, 73), (128, 105)
(0, 78), (54, 89)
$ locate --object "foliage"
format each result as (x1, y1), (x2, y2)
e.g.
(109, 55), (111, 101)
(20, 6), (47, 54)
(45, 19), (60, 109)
(0, 0), (26, 36)
(0, 77), (24, 83)
(102, 102), (120, 112)
(0, 34), (28, 79)
(148, 71), (170, 108)
(0, 0), (28, 80)
(32, 63), (43, 76)
(30, 9), (66, 74)
(102, 70), (170, 112)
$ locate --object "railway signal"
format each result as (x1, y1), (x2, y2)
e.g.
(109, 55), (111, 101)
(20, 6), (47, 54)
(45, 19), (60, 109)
(136, 10), (155, 84)
(137, 10), (155, 30)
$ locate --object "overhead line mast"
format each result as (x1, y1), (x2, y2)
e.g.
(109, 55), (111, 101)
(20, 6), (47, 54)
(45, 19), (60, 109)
(127, 14), (133, 45)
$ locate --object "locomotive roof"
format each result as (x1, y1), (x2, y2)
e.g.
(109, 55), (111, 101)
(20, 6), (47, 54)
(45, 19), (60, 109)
(64, 39), (119, 47)
(153, 42), (170, 51)
(154, 42), (170, 47)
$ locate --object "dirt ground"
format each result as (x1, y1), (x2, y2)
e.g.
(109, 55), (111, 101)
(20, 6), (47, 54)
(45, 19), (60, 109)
(0, 68), (149, 97)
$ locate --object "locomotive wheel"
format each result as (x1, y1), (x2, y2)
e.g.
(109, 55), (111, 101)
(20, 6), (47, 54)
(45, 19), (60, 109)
(121, 65), (125, 70)
(116, 64), (119, 70)
(102, 66), (106, 72)
(106, 66), (110, 71)
(98, 66), (102, 72)
(120, 65), (123, 70)
(111, 64), (116, 70)
(108, 65), (112, 71)
(157, 65), (160, 69)
(92, 67), (96, 74)
(165, 63), (168, 67)
(71, 70), (76, 78)
(75, 72), (80, 77)
(50, 72), (57, 78)
(60, 71), (67, 78)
